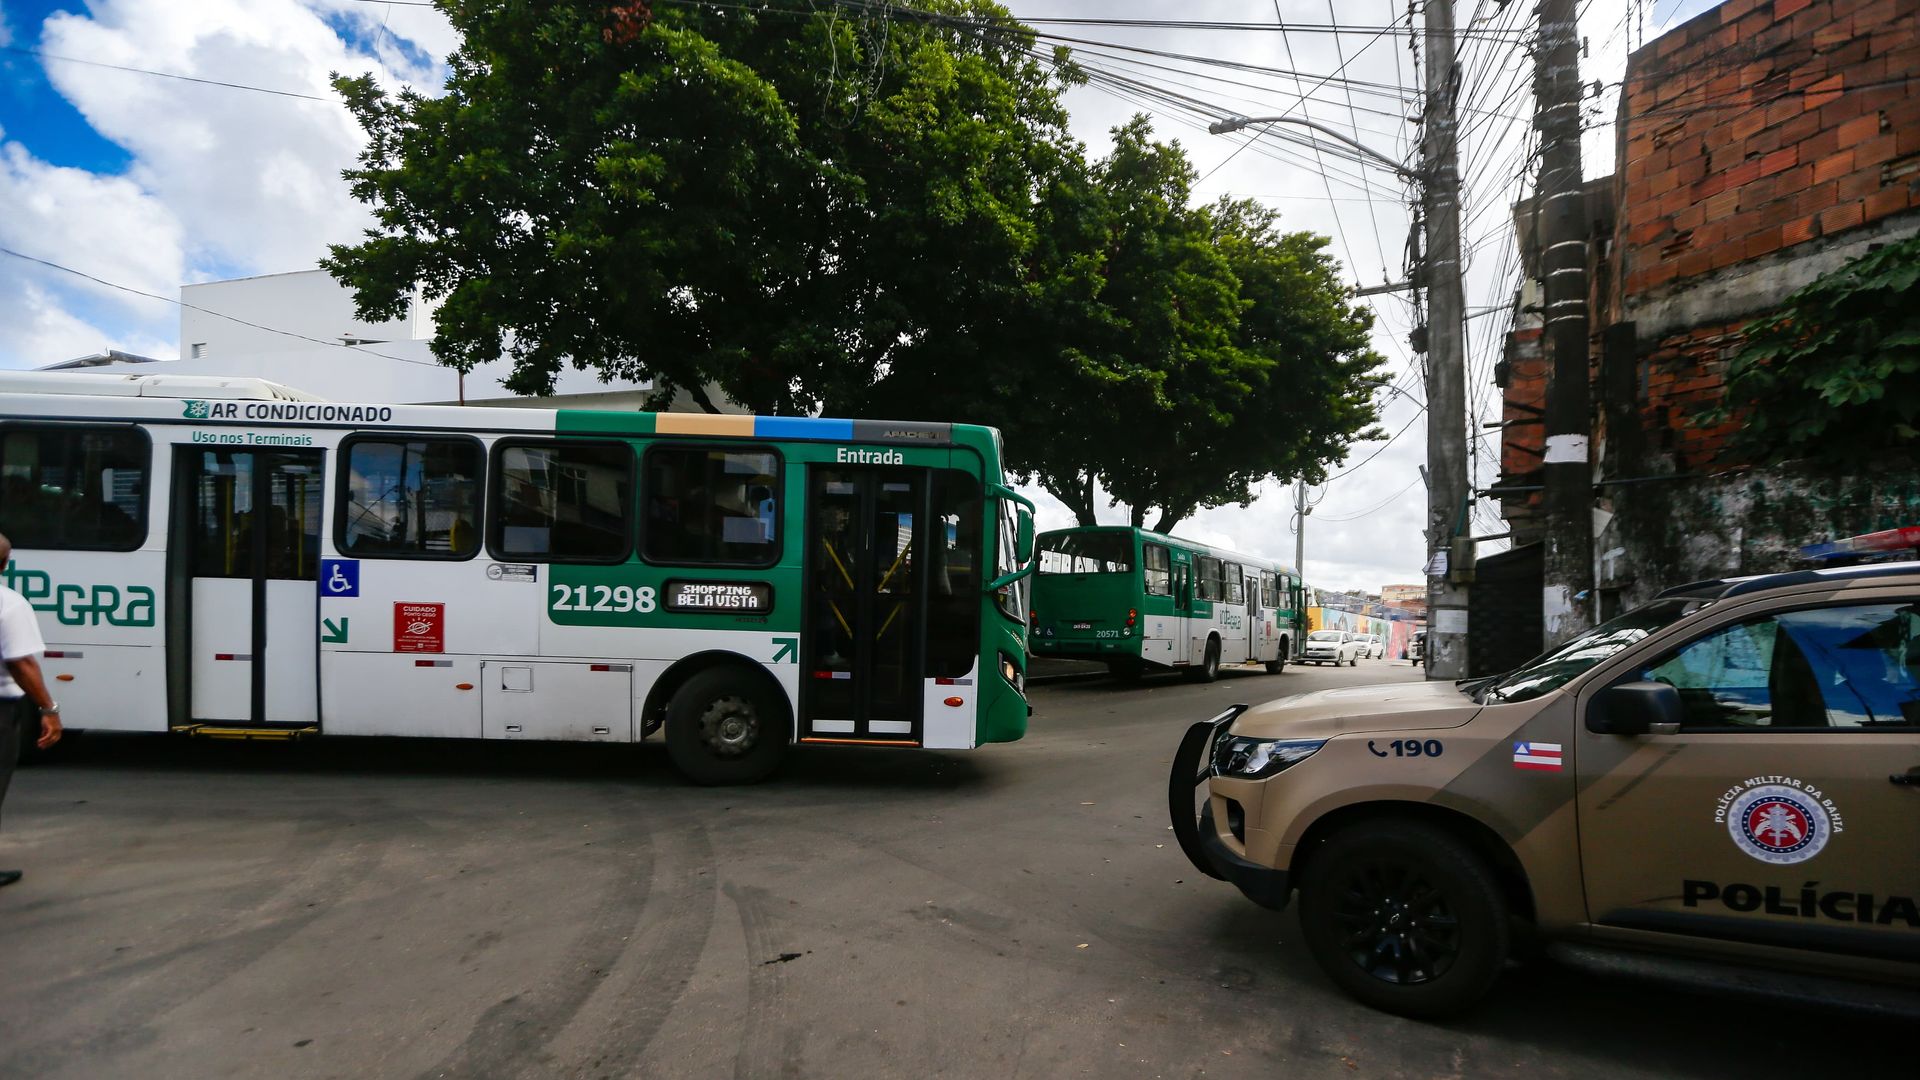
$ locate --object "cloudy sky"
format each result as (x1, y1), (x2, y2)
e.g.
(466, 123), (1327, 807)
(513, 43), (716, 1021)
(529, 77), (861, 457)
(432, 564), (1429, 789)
(0, 0), (1719, 591)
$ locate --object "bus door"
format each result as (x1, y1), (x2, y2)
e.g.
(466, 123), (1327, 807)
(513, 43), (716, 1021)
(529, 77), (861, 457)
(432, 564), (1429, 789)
(1246, 570), (1269, 661)
(1171, 554), (1194, 662)
(174, 447), (324, 726)
(803, 466), (926, 743)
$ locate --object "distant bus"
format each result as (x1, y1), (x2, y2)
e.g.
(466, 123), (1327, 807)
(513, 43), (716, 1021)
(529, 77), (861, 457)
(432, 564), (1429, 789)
(1029, 525), (1306, 680)
(0, 372), (1036, 784)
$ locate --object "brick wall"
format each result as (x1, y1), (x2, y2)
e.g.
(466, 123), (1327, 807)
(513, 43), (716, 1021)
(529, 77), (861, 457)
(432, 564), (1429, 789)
(1612, 0), (1920, 471)
(1489, 0), (1920, 613)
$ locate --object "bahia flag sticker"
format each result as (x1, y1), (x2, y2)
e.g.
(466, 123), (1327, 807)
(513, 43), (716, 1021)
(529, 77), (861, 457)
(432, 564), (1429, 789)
(1512, 741), (1563, 771)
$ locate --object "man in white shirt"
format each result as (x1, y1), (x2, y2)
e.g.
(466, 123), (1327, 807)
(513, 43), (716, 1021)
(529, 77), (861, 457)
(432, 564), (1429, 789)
(0, 532), (63, 888)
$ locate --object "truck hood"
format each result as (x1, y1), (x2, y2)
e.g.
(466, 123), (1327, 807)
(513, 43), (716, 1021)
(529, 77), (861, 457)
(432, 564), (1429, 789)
(1227, 679), (1484, 739)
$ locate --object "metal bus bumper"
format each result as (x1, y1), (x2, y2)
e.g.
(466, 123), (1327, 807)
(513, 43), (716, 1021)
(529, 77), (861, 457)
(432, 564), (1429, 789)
(1167, 705), (1293, 911)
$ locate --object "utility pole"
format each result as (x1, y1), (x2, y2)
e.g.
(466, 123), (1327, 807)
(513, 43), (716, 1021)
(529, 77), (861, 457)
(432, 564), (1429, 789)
(1422, 0), (1470, 680)
(1535, 0), (1592, 647)
(1292, 478), (1309, 578)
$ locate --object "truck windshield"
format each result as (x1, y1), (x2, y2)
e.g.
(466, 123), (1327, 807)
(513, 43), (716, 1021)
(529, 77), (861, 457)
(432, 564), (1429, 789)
(1038, 532), (1133, 574)
(1483, 597), (1707, 703)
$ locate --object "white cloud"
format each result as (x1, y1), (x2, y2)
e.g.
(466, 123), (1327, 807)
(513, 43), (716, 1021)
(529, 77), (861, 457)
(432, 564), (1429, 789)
(38, 0), (444, 276)
(0, 0), (452, 370)
(0, 280), (174, 367)
(0, 142), (185, 301)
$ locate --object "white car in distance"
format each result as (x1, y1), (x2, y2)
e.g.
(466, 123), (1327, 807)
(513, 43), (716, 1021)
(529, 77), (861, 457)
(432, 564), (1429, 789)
(1302, 629), (1363, 666)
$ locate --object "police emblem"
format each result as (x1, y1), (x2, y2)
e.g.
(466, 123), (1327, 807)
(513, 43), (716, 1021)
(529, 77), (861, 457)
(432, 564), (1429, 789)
(1726, 784), (1828, 865)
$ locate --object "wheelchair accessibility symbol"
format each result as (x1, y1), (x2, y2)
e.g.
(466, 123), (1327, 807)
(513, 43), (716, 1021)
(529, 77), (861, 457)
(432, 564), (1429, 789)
(320, 559), (360, 597)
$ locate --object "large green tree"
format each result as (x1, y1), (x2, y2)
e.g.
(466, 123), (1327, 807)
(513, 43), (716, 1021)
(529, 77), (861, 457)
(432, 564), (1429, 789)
(327, 0), (1076, 412)
(327, 1), (1385, 533)
(915, 117), (1386, 531)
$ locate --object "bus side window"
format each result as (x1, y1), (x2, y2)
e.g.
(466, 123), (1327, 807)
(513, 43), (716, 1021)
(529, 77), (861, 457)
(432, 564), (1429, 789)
(1143, 543), (1171, 596)
(491, 441), (633, 562)
(1195, 556), (1221, 602)
(0, 425), (149, 551)
(643, 447), (780, 567)
(339, 436), (482, 559)
(1224, 563), (1244, 605)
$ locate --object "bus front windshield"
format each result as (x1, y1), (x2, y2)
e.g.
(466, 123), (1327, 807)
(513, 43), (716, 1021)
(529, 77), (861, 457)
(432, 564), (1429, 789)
(1038, 532), (1133, 574)
(1482, 597), (1709, 703)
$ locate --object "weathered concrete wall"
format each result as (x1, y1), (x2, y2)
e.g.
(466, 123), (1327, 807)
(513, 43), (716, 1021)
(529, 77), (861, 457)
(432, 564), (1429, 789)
(1597, 466), (1920, 608)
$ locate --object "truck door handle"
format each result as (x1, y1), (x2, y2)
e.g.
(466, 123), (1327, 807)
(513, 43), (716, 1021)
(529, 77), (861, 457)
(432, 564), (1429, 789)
(1891, 771), (1920, 786)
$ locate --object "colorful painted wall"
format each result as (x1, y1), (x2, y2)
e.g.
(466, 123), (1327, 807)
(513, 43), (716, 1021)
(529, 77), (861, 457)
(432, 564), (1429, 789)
(1308, 608), (1422, 658)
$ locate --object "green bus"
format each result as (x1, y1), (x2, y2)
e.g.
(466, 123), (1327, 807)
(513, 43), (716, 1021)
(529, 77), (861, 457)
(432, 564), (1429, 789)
(0, 372), (1037, 784)
(1029, 525), (1306, 681)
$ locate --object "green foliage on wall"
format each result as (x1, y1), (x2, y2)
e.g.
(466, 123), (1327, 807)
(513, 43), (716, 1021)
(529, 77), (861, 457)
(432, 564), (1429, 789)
(1721, 230), (1920, 464)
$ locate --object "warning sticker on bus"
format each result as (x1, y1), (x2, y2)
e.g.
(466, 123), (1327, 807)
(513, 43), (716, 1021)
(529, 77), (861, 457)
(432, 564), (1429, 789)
(394, 602), (445, 653)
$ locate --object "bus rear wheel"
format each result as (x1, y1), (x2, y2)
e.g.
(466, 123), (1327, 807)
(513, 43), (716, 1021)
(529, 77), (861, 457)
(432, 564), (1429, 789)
(1264, 656), (1285, 675)
(665, 667), (789, 785)
(1187, 639), (1220, 683)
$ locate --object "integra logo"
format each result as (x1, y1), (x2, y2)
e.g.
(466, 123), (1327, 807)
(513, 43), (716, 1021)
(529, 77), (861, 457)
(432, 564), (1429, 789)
(835, 447), (904, 465)
(2, 562), (155, 627)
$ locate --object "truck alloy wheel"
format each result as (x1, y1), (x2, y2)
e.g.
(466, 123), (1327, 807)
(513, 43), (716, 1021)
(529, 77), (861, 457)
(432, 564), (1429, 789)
(1297, 821), (1509, 1018)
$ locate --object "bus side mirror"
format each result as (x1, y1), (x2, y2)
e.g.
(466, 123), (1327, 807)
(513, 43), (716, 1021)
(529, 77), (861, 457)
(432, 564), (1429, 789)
(986, 484), (1038, 592)
(1588, 681), (1684, 736)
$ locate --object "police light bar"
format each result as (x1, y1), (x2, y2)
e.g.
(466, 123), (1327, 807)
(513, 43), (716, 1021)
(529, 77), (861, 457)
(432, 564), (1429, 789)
(1799, 526), (1920, 561)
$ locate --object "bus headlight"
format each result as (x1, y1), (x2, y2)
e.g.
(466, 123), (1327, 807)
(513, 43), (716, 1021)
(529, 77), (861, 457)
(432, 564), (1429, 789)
(1211, 737), (1323, 780)
(999, 651), (1024, 694)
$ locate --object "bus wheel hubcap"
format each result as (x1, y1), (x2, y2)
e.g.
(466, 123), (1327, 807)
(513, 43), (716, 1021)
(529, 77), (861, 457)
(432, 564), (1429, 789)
(702, 697), (757, 756)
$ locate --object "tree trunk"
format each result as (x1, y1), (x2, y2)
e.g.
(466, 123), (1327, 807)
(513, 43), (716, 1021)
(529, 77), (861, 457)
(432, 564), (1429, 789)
(1042, 472), (1099, 527)
(687, 382), (724, 415)
(1150, 504), (1194, 535)
(1129, 503), (1146, 528)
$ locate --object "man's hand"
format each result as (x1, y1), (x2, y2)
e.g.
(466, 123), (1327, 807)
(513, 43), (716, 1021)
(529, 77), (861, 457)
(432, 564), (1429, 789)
(37, 710), (61, 750)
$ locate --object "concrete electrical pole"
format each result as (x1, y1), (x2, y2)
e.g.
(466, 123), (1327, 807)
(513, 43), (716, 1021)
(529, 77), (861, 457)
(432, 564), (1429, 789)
(1422, 0), (1470, 680)
(1535, 0), (1593, 647)
(1293, 478), (1310, 579)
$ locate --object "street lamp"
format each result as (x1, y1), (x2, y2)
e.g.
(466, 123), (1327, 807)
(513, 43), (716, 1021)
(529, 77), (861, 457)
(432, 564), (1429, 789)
(1206, 115), (1421, 181)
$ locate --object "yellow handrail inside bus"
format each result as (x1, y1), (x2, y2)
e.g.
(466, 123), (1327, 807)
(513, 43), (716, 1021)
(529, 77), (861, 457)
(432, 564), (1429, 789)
(823, 540), (856, 590)
(876, 540), (911, 593)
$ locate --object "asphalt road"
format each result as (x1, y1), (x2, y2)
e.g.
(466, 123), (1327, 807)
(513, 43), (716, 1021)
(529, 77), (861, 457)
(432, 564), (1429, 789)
(0, 658), (1902, 1079)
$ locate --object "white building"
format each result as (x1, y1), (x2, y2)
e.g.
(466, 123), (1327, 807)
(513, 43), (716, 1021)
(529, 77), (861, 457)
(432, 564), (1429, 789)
(58, 269), (686, 409)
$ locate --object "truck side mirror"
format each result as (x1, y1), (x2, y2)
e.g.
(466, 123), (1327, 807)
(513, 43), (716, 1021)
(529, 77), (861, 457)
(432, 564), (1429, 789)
(1588, 681), (1684, 736)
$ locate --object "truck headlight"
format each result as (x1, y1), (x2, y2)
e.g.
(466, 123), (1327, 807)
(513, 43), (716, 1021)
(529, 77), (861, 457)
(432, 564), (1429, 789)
(1211, 736), (1324, 780)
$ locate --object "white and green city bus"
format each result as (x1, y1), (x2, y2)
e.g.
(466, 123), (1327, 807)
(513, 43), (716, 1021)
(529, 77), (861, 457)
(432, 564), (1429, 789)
(0, 372), (1035, 783)
(1029, 525), (1306, 681)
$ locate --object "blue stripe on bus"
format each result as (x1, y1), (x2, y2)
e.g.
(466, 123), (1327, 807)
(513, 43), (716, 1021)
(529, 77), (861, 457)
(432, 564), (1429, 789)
(755, 416), (855, 441)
